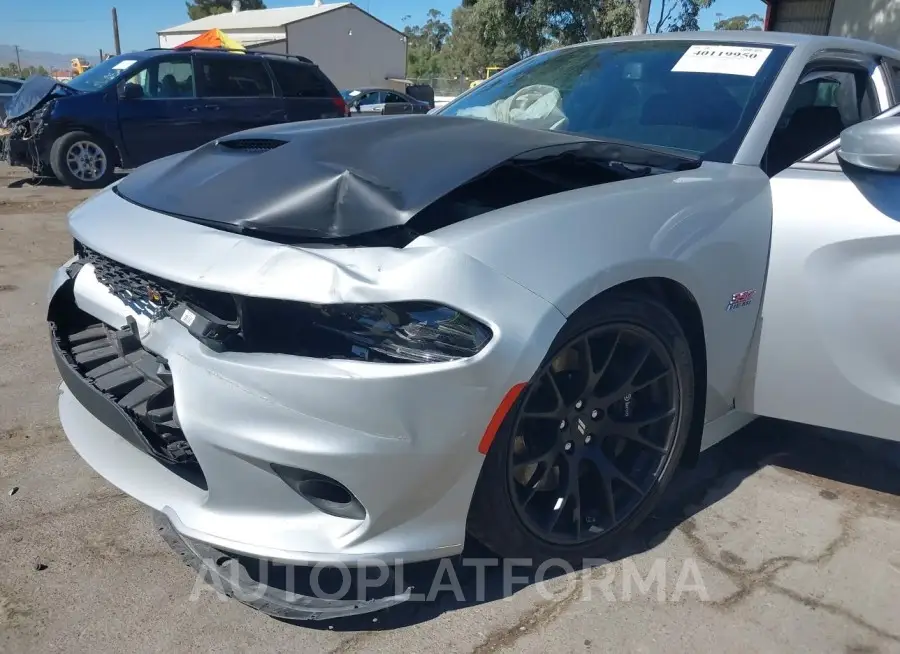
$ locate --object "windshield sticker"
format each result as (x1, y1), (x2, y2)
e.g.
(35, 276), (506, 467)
(672, 45), (772, 77)
(348, 90), (361, 96)
(112, 59), (138, 71)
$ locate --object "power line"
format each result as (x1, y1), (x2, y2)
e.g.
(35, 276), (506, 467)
(2, 18), (101, 23)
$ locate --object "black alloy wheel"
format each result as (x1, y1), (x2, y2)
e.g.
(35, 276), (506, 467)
(467, 293), (694, 563)
(509, 323), (678, 545)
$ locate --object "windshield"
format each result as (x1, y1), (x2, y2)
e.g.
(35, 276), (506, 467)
(439, 41), (792, 163)
(65, 54), (143, 92)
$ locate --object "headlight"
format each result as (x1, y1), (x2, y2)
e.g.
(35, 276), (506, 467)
(241, 299), (493, 364)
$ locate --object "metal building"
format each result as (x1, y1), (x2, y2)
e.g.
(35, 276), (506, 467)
(157, 2), (408, 91)
(765, 0), (900, 47)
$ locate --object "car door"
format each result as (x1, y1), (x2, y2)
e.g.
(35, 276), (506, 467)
(194, 55), (286, 141)
(381, 91), (413, 115)
(739, 57), (900, 441)
(351, 91), (384, 115)
(117, 55), (207, 167)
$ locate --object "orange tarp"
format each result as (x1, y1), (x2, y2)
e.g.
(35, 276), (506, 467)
(175, 28), (245, 51)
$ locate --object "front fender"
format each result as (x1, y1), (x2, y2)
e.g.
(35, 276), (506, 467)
(435, 162), (774, 422)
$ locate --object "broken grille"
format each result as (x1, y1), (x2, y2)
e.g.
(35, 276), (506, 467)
(75, 244), (238, 328)
(79, 245), (176, 319)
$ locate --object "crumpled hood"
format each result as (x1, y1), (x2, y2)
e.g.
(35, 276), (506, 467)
(113, 115), (642, 242)
(4, 75), (65, 121)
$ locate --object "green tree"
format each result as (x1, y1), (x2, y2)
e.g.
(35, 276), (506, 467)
(404, 9), (452, 78)
(440, 0), (636, 79)
(0, 63), (51, 78)
(651, 0), (715, 32)
(713, 13), (763, 30)
(186, 0), (266, 20)
(441, 0), (520, 79)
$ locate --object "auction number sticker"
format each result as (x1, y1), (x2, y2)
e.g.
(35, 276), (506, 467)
(672, 45), (772, 77)
(112, 59), (138, 71)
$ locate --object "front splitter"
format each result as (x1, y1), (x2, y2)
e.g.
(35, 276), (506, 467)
(152, 511), (412, 621)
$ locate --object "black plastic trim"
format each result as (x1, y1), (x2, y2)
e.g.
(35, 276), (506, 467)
(48, 279), (206, 489)
(51, 323), (151, 454)
(271, 464), (367, 520)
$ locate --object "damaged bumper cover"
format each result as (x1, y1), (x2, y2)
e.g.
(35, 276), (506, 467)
(49, 187), (567, 566)
(1, 128), (30, 167)
(1, 102), (55, 171)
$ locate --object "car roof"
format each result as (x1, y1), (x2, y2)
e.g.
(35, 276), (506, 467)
(0, 76), (23, 83)
(128, 48), (317, 66)
(348, 87), (404, 94)
(561, 30), (900, 60)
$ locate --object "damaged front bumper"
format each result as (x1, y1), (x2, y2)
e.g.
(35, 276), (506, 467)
(153, 511), (412, 620)
(48, 191), (567, 570)
(1, 107), (53, 171)
(1, 126), (31, 168)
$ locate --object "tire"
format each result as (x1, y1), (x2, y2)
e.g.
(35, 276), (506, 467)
(467, 292), (695, 566)
(49, 131), (116, 189)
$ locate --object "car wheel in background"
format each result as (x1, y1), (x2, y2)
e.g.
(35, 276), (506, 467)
(50, 131), (116, 189)
(467, 292), (695, 565)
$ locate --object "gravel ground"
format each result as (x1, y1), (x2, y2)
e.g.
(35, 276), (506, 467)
(1, 164), (899, 653)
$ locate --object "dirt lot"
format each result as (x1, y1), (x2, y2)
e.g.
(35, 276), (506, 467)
(2, 163), (900, 653)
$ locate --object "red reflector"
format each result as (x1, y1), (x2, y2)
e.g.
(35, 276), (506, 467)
(478, 382), (526, 455)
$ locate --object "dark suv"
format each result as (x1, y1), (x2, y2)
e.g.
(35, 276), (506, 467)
(1, 48), (348, 188)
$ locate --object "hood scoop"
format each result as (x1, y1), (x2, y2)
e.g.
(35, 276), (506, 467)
(218, 138), (287, 153)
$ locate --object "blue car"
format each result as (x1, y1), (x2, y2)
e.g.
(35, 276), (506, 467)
(1, 48), (347, 188)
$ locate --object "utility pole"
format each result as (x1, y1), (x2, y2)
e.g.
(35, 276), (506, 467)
(14, 45), (21, 73)
(112, 7), (121, 55)
(99, 48), (104, 62)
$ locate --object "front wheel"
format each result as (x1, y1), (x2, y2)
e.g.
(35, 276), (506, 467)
(49, 131), (116, 189)
(467, 293), (695, 565)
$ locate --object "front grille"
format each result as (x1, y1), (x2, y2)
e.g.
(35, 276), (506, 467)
(80, 245), (177, 319)
(75, 244), (238, 326)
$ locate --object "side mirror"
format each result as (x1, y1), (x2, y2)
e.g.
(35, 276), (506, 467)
(837, 118), (900, 173)
(119, 83), (144, 101)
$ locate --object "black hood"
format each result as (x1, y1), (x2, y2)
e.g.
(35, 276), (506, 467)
(4, 75), (69, 121)
(115, 115), (700, 244)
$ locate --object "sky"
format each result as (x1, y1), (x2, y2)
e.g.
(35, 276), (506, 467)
(0, 0), (767, 59)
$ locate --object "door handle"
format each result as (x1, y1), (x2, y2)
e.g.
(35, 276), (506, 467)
(187, 106), (200, 112)
(204, 104), (221, 111)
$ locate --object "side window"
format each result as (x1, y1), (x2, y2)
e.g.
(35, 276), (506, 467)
(0, 80), (20, 94)
(384, 92), (406, 104)
(197, 58), (274, 98)
(765, 67), (876, 175)
(123, 57), (194, 99)
(268, 60), (333, 98)
(154, 59), (194, 98)
(358, 92), (383, 106)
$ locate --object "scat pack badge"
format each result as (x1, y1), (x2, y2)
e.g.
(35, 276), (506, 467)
(726, 289), (756, 312)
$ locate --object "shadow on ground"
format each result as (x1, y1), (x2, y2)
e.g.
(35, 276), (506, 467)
(5, 173), (127, 189)
(194, 419), (899, 631)
(6, 175), (61, 189)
